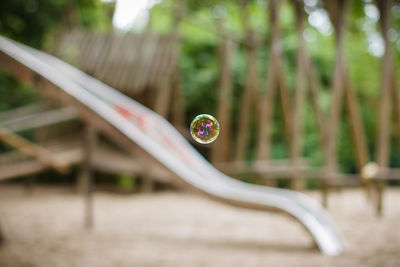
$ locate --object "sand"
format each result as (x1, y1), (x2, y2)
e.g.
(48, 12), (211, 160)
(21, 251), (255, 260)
(0, 185), (399, 267)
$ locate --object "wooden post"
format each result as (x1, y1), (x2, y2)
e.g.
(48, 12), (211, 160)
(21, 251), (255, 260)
(324, 0), (370, 207)
(81, 124), (96, 229)
(290, 0), (307, 190)
(235, 0), (259, 164)
(290, 1), (330, 192)
(257, 0), (294, 187)
(323, 0), (347, 207)
(211, 18), (234, 164)
(374, 0), (395, 216)
(325, 0), (347, 182)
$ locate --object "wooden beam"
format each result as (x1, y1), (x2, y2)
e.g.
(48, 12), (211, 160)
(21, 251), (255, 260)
(1, 107), (77, 132)
(0, 160), (47, 181)
(0, 126), (69, 172)
(0, 103), (44, 122)
(0, 147), (83, 181)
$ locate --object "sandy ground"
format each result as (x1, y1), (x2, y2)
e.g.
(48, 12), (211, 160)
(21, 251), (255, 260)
(0, 185), (399, 267)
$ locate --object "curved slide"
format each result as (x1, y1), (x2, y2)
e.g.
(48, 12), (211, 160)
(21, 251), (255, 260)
(0, 36), (345, 255)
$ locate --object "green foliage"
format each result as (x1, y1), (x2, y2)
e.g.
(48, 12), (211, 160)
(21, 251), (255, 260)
(149, 0), (400, 174)
(0, 0), (108, 112)
(0, 0), (108, 49)
(0, 70), (38, 112)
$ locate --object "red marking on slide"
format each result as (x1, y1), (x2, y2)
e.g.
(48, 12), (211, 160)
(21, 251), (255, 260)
(115, 105), (132, 118)
(115, 105), (146, 130)
(115, 105), (190, 165)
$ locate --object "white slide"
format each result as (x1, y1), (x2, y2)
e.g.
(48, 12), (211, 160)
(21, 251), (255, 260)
(0, 36), (345, 255)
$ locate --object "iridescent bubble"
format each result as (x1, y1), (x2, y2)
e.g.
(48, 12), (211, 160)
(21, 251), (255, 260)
(190, 114), (220, 144)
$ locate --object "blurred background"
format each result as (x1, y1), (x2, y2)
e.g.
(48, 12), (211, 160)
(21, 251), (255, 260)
(0, 0), (400, 265)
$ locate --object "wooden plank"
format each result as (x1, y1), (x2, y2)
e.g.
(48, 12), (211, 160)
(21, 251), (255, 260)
(215, 158), (308, 176)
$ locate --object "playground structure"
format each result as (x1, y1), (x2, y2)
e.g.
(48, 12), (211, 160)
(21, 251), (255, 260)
(0, 36), (345, 255)
(0, 0), (399, 256)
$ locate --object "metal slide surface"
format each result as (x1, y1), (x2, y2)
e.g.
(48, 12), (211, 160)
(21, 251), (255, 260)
(0, 36), (345, 255)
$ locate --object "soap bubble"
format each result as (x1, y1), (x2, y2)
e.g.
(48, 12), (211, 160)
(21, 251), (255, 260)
(190, 114), (220, 144)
